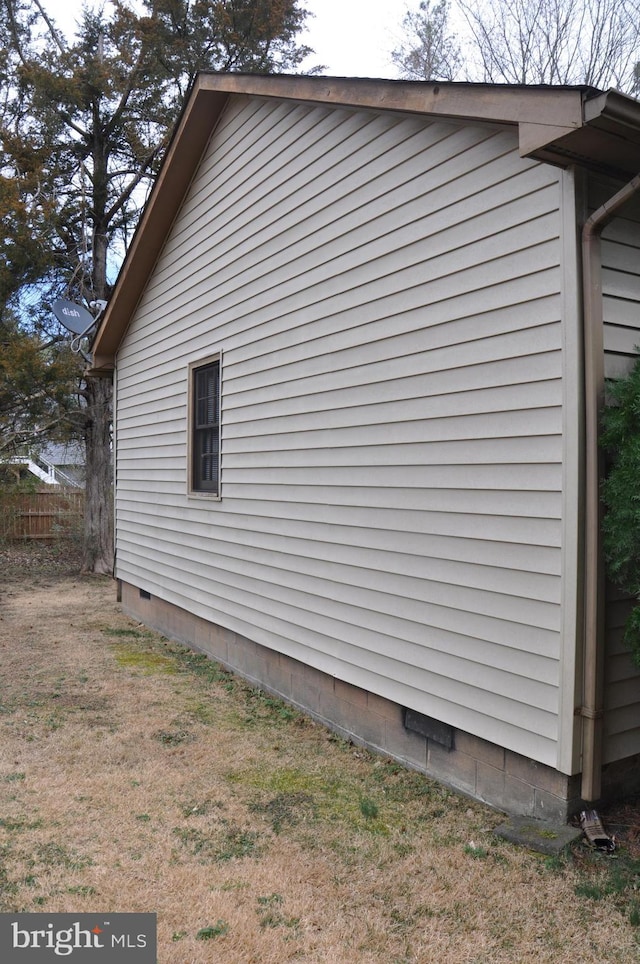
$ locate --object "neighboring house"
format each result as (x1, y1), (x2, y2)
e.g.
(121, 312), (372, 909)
(90, 74), (640, 821)
(5, 442), (84, 487)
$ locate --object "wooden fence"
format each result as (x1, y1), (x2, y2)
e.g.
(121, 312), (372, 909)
(1, 489), (84, 541)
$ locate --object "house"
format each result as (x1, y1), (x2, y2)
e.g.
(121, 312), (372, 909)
(90, 74), (640, 821)
(4, 441), (84, 487)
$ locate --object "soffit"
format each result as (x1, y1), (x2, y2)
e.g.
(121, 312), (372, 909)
(522, 90), (640, 178)
(89, 75), (640, 374)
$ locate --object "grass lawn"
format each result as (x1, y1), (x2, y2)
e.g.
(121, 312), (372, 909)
(1, 543), (639, 962)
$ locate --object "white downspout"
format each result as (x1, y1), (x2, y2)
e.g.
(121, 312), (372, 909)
(580, 172), (640, 803)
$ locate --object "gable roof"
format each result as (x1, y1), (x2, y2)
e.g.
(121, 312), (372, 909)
(90, 73), (640, 374)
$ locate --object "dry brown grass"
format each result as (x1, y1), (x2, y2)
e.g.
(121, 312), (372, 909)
(0, 545), (639, 962)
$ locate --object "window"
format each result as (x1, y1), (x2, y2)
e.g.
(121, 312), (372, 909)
(190, 355), (221, 496)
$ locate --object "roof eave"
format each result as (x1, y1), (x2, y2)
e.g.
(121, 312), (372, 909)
(89, 78), (231, 374)
(88, 75), (639, 375)
(521, 88), (640, 177)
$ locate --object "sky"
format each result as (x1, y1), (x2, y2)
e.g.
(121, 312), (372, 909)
(299, 0), (405, 78)
(41, 0), (408, 79)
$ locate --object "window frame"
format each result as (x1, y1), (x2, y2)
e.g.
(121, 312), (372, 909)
(188, 352), (222, 499)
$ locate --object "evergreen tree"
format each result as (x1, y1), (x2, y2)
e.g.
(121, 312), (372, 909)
(0, 312), (80, 460)
(0, 0), (312, 572)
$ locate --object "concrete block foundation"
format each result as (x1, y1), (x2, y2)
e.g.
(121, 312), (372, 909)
(119, 582), (635, 822)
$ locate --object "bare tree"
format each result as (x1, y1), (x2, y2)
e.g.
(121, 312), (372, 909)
(391, 0), (462, 81)
(456, 0), (640, 91)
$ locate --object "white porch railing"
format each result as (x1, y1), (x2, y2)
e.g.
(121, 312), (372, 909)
(23, 457), (83, 488)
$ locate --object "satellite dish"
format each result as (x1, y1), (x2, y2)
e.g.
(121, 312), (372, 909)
(52, 299), (96, 336)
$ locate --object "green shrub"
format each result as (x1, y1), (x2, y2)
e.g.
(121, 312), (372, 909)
(601, 353), (640, 664)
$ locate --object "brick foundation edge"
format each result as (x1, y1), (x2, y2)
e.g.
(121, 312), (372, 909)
(120, 582), (640, 822)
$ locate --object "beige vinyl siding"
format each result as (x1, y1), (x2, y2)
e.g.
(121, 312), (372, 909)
(598, 175), (640, 378)
(605, 592), (639, 763)
(116, 95), (566, 768)
(593, 174), (640, 764)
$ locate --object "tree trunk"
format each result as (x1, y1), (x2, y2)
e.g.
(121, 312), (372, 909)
(84, 191), (113, 574)
(83, 375), (113, 574)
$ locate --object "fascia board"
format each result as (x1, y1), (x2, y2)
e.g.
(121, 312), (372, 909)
(89, 76), (601, 372)
(90, 81), (230, 370)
